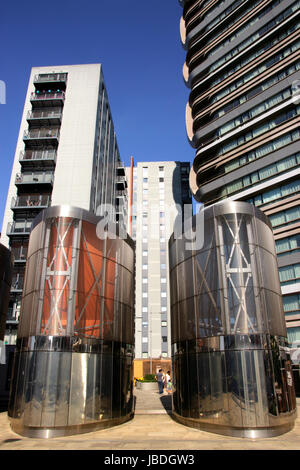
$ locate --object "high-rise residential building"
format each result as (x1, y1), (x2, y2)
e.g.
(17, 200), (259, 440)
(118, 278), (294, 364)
(126, 160), (191, 363)
(1, 64), (127, 345)
(179, 0), (300, 346)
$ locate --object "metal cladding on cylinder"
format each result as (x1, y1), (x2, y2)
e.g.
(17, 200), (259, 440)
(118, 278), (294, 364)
(0, 244), (13, 341)
(169, 201), (297, 438)
(8, 206), (135, 438)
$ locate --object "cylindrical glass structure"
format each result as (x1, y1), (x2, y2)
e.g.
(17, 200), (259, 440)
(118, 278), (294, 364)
(169, 201), (297, 438)
(0, 244), (13, 341)
(8, 206), (135, 438)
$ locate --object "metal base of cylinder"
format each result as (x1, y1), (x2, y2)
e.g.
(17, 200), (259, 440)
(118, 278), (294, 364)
(9, 412), (134, 439)
(172, 411), (296, 439)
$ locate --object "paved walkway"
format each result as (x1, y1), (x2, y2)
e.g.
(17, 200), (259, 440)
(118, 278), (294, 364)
(0, 391), (299, 450)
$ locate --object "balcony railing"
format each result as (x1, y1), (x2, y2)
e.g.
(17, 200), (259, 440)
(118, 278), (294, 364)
(7, 221), (33, 236)
(11, 246), (28, 262)
(11, 275), (24, 292)
(34, 73), (67, 84)
(15, 172), (54, 186)
(11, 194), (51, 210)
(30, 91), (65, 102)
(6, 307), (19, 323)
(19, 149), (57, 164)
(27, 109), (62, 120)
(116, 190), (127, 197)
(23, 128), (60, 141)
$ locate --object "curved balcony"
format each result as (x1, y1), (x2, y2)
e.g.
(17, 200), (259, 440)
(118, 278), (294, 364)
(27, 109), (62, 126)
(23, 128), (60, 147)
(19, 150), (57, 168)
(30, 91), (65, 107)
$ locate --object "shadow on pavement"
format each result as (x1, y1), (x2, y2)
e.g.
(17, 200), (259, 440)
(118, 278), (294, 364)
(160, 394), (172, 415)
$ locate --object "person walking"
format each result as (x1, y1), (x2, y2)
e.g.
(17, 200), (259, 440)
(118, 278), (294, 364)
(156, 369), (164, 394)
(165, 370), (172, 394)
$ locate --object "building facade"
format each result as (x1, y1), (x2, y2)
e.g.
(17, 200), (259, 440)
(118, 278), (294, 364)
(1, 64), (127, 345)
(179, 0), (300, 346)
(126, 160), (191, 362)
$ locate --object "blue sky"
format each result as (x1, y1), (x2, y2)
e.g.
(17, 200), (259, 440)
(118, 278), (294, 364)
(0, 0), (195, 230)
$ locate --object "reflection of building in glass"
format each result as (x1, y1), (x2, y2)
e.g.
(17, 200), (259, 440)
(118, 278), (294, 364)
(169, 201), (297, 437)
(179, 0), (300, 346)
(8, 206), (135, 438)
(1, 64), (127, 347)
(125, 160), (191, 367)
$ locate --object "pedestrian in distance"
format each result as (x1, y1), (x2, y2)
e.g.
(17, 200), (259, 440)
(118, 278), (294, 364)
(156, 369), (164, 394)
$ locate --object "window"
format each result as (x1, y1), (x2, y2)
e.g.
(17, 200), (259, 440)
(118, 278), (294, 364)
(142, 250), (148, 256)
(142, 292), (148, 298)
(142, 278), (148, 284)
(270, 206), (300, 228)
(161, 321), (167, 327)
(142, 307), (148, 313)
(161, 264), (166, 269)
(276, 235), (300, 256)
(279, 264), (300, 285)
(162, 336), (168, 342)
(142, 264), (148, 270)
(159, 178), (164, 182)
(161, 307), (167, 312)
(142, 337), (148, 343)
(161, 278), (167, 283)
(161, 292), (167, 298)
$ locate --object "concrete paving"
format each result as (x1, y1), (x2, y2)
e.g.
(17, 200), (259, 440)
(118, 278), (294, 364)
(0, 390), (299, 450)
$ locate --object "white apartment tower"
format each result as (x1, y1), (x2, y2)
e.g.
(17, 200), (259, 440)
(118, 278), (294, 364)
(1, 64), (127, 343)
(126, 160), (191, 360)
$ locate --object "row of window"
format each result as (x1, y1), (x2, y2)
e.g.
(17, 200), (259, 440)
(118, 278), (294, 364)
(283, 293), (300, 313)
(210, 58), (300, 123)
(276, 234), (300, 256)
(214, 87), (292, 138)
(192, 0), (262, 57)
(186, 0), (230, 34)
(220, 152), (300, 198)
(208, 20), (299, 90)
(224, 129), (299, 174)
(208, 0), (298, 75)
(279, 263), (300, 285)
(216, 105), (300, 157)
(247, 179), (300, 207)
(211, 41), (300, 107)
(270, 204), (300, 229)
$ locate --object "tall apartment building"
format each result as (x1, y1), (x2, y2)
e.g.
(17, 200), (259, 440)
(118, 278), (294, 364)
(126, 160), (191, 361)
(179, 0), (300, 346)
(1, 64), (127, 345)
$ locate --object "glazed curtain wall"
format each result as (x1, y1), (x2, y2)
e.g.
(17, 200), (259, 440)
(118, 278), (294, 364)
(169, 201), (296, 437)
(8, 206), (135, 438)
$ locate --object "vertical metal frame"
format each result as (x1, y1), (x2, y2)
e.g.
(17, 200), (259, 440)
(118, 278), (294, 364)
(169, 201), (297, 438)
(8, 206), (135, 438)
